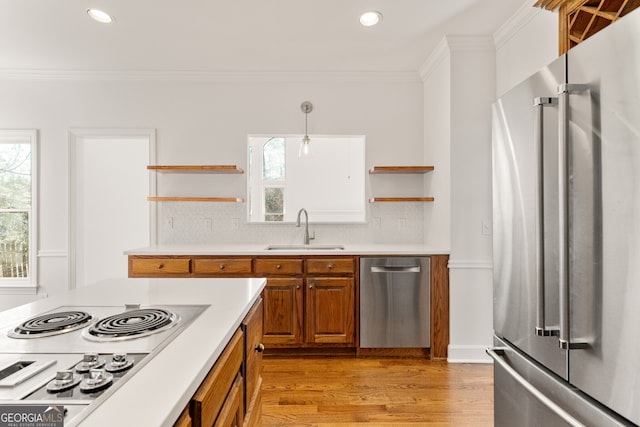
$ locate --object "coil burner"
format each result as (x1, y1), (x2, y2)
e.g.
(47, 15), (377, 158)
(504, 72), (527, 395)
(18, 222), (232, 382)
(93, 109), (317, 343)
(8, 311), (94, 339)
(83, 308), (179, 342)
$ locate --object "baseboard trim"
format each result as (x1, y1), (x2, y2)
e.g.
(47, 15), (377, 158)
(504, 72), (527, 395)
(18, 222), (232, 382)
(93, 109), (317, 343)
(447, 345), (492, 363)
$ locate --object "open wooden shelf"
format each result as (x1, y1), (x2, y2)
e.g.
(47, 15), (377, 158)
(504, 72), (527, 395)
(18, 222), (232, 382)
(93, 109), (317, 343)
(369, 166), (434, 174)
(369, 197), (435, 203)
(147, 165), (245, 202)
(369, 165), (434, 202)
(147, 196), (244, 202)
(147, 165), (244, 174)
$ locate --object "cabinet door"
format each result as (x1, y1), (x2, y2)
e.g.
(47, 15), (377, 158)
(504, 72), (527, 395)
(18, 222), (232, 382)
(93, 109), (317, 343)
(241, 299), (263, 425)
(306, 277), (354, 345)
(262, 278), (303, 345)
(214, 372), (244, 427)
(191, 330), (244, 427)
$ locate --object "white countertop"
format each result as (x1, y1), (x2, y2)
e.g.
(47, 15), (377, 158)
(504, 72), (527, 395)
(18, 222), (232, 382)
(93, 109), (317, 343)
(125, 243), (449, 256)
(0, 277), (266, 427)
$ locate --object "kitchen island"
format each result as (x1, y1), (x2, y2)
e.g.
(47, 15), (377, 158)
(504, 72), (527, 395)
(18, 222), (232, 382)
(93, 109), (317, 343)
(0, 277), (266, 427)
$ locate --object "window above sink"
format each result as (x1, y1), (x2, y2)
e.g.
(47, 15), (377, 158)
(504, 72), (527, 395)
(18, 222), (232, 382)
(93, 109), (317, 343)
(247, 135), (366, 224)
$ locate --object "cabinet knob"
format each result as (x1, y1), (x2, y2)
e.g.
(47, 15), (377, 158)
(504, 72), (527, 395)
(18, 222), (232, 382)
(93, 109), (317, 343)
(309, 285), (313, 289)
(327, 263), (333, 270)
(276, 264), (281, 269)
(157, 263), (164, 269)
(296, 285), (300, 289)
(219, 264), (225, 270)
(255, 343), (265, 353)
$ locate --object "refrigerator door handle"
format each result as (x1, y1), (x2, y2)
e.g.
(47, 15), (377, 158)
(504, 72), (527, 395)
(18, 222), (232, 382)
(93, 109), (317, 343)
(487, 347), (586, 427)
(533, 96), (559, 338)
(557, 83), (590, 350)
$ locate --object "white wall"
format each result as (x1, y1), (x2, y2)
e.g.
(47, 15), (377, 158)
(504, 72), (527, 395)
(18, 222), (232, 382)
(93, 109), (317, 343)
(0, 72), (425, 309)
(421, 36), (496, 362)
(421, 41), (451, 249)
(0, 4), (563, 356)
(419, 1), (559, 362)
(494, 2), (558, 97)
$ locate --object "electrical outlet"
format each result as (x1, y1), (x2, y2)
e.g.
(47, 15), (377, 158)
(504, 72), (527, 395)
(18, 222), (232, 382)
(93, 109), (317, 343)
(165, 217), (174, 229)
(373, 217), (382, 229)
(482, 221), (492, 235)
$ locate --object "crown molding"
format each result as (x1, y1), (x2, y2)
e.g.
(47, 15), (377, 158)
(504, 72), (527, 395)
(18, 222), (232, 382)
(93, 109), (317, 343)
(419, 38), (450, 82)
(0, 69), (422, 84)
(419, 35), (494, 82)
(494, 0), (544, 49)
(445, 35), (495, 52)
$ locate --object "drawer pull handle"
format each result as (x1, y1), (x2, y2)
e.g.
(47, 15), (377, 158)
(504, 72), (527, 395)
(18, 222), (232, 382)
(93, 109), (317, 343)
(255, 343), (265, 353)
(327, 264), (333, 270)
(276, 264), (281, 269)
(219, 264), (225, 270)
(157, 264), (164, 269)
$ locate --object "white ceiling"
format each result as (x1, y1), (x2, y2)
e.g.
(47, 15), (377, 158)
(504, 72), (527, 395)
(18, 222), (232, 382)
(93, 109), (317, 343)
(0, 0), (529, 73)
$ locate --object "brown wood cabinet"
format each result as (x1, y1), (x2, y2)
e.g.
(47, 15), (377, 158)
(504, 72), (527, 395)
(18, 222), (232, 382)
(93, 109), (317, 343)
(213, 373), (243, 427)
(305, 276), (354, 344)
(129, 253), (449, 358)
(130, 257), (191, 277)
(260, 257), (356, 348)
(194, 258), (252, 275)
(173, 299), (263, 427)
(262, 277), (304, 345)
(241, 299), (263, 427)
(190, 329), (244, 427)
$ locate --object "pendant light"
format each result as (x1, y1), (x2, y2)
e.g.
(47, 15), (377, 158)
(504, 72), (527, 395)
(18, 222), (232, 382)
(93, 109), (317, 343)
(299, 101), (313, 157)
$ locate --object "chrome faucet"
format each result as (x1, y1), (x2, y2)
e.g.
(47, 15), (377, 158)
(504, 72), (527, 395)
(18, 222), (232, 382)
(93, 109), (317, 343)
(296, 208), (314, 245)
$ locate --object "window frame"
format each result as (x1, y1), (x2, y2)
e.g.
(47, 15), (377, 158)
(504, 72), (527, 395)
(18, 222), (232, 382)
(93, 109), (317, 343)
(0, 129), (38, 293)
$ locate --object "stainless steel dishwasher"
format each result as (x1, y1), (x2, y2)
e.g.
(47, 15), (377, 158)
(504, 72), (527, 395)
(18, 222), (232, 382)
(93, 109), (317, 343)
(360, 257), (430, 348)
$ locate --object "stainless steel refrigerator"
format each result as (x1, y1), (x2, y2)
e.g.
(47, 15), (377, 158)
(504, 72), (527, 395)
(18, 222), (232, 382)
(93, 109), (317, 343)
(489, 8), (640, 427)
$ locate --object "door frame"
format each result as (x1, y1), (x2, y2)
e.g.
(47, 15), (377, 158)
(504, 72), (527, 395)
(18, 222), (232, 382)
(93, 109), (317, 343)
(68, 128), (156, 290)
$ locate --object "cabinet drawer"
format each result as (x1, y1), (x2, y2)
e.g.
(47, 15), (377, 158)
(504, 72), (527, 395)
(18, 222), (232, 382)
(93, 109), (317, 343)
(254, 259), (303, 275)
(130, 258), (190, 276)
(192, 329), (244, 427)
(214, 372), (243, 427)
(194, 258), (252, 275)
(306, 258), (354, 274)
(173, 405), (191, 427)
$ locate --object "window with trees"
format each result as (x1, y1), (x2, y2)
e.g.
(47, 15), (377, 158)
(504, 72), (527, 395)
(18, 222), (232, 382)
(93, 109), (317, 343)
(0, 130), (37, 289)
(262, 137), (285, 221)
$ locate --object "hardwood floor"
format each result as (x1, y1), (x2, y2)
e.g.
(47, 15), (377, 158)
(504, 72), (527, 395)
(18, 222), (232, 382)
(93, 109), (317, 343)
(261, 356), (494, 426)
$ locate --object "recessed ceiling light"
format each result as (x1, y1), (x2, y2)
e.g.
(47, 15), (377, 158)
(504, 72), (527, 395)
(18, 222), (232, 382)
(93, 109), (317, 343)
(87, 9), (114, 24)
(359, 11), (382, 27)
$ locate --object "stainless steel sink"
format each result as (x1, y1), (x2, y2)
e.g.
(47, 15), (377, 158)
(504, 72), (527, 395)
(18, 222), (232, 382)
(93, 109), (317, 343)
(265, 244), (345, 251)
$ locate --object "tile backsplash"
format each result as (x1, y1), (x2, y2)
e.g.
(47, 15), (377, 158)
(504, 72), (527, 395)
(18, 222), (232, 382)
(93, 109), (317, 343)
(158, 202), (424, 245)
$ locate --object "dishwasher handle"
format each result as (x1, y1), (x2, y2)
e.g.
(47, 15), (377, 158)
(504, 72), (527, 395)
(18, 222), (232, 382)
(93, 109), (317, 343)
(370, 266), (420, 273)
